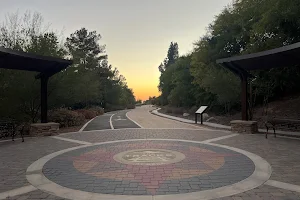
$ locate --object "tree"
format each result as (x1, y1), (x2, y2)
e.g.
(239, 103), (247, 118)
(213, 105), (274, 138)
(158, 63), (165, 73)
(157, 0), (300, 114)
(167, 42), (179, 66)
(158, 42), (179, 105)
(190, 0), (300, 113)
(58, 28), (103, 107)
(0, 11), (47, 50)
(0, 12), (66, 122)
(136, 99), (142, 104)
(65, 28), (106, 71)
(167, 55), (195, 107)
(158, 42), (179, 74)
(0, 12), (136, 122)
(64, 28), (136, 109)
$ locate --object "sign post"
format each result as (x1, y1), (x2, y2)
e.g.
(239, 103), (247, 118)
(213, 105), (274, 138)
(195, 106), (208, 124)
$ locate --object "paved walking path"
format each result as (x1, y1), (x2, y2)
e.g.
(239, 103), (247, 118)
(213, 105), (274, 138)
(126, 106), (201, 129)
(1, 105), (300, 200)
(83, 110), (140, 131)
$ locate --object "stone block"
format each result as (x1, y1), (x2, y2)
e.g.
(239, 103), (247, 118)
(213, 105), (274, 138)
(30, 122), (59, 137)
(202, 113), (209, 120)
(230, 120), (258, 134)
(206, 117), (218, 123)
(183, 113), (190, 117)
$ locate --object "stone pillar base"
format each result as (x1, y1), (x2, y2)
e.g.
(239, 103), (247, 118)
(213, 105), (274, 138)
(30, 122), (59, 136)
(230, 120), (258, 134)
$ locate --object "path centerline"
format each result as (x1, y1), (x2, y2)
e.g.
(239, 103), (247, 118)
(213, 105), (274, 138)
(109, 113), (115, 129)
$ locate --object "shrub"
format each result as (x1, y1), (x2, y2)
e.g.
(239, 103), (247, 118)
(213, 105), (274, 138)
(189, 106), (198, 114)
(172, 107), (184, 115)
(105, 104), (126, 112)
(49, 108), (85, 127)
(164, 106), (172, 113)
(127, 104), (135, 109)
(90, 107), (104, 115)
(76, 109), (97, 119)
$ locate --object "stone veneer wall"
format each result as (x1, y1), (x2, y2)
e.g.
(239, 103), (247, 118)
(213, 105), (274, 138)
(230, 120), (258, 134)
(30, 122), (59, 137)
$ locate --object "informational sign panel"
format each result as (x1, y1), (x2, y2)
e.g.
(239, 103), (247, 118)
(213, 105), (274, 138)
(195, 106), (208, 124)
(195, 106), (208, 114)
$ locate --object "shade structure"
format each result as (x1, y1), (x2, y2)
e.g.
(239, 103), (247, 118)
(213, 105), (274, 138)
(0, 46), (72, 123)
(216, 42), (300, 120)
(0, 46), (72, 77)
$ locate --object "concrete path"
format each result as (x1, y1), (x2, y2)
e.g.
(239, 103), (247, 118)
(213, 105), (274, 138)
(127, 105), (200, 129)
(111, 110), (140, 129)
(82, 113), (113, 131)
(83, 110), (140, 131)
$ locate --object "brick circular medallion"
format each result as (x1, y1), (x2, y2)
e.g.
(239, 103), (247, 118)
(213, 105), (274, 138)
(27, 139), (271, 200)
(43, 140), (253, 195)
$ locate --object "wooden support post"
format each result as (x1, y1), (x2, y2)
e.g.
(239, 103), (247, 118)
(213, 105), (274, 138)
(195, 113), (198, 124)
(201, 114), (203, 124)
(241, 77), (248, 121)
(41, 75), (49, 123)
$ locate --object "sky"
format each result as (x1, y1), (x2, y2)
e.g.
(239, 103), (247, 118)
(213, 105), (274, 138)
(0, 0), (232, 101)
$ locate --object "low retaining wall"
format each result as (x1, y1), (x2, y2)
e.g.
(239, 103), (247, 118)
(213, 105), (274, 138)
(230, 120), (258, 134)
(30, 122), (59, 136)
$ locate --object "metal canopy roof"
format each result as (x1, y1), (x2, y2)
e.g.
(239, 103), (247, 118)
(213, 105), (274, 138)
(0, 46), (73, 123)
(0, 46), (72, 77)
(216, 42), (300, 121)
(217, 42), (300, 72)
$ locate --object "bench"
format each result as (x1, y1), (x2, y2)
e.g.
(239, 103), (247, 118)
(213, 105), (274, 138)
(265, 118), (300, 139)
(0, 119), (25, 142)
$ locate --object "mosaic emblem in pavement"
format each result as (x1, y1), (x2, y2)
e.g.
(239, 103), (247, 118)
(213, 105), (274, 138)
(43, 140), (255, 195)
(113, 149), (186, 166)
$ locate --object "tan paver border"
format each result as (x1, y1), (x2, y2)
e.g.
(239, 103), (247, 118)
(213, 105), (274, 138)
(26, 139), (272, 200)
